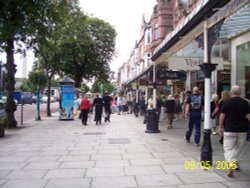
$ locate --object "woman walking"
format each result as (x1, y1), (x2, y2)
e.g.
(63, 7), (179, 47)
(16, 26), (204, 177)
(166, 95), (176, 129)
(218, 91), (230, 143)
(93, 94), (103, 125)
(211, 94), (219, 134)
(80, 96), (91, 125)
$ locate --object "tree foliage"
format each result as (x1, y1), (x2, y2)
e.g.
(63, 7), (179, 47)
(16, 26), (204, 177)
(28, 70), (47, 91)
(59, 12), (117, 87)
(91, 80), (115, 94)
(0, 0), (77, 127)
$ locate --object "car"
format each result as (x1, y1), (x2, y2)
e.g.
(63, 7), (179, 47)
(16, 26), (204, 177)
(1, 96), (18, 106)
(20, 92), (35, 105)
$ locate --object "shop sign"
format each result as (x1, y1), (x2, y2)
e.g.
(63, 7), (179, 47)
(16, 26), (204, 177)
(157, 70), (186, 80)
(169, 57), (223, 71)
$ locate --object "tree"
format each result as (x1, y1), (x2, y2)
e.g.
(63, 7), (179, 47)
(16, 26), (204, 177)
(91, 80), (115, 94)
(28, 70), (47, 92)
(0, 1), (79, 126)
(59, 12), (117, 88)
(0, 0), (74, 127)
(35, 3), (81, 116)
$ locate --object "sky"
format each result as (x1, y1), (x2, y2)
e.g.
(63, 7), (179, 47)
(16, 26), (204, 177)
(79, 0), (156, 73)
(14, 0), (156, 78)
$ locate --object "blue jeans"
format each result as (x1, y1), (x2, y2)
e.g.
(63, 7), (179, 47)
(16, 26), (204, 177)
(185, 111), (202, 144)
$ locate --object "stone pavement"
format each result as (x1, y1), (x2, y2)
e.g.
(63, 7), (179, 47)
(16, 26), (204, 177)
(0, 113), (249, 188)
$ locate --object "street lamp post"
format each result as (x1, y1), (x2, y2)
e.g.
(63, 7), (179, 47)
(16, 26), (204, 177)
(200, 19), (224, 167)
(35, 75), (41, 121)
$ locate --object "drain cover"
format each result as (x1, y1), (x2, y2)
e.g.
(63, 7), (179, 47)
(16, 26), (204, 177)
(109, 138), (130, 144)
(83, 132), (105, 135)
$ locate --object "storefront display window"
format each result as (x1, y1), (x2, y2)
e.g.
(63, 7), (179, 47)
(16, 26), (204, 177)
(237, 41), (250, 99)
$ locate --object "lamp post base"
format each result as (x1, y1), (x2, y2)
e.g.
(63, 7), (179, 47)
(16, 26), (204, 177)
(200, 129), (213, 167)
(35, 116), (41, 121)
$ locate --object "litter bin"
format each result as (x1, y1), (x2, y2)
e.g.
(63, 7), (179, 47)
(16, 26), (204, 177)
(145, 109), (160, 133)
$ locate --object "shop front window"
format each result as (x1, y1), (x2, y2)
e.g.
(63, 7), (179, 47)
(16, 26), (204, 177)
(237, 41), (250, 99)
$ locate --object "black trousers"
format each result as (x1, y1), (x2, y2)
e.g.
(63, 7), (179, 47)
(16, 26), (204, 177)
(81, 109), (89, 125)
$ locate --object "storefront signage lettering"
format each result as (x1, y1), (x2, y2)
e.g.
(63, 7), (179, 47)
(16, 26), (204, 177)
(185, 58), (203, 67)
(169, 57), (223, 71)
(157, 70), (186, 80)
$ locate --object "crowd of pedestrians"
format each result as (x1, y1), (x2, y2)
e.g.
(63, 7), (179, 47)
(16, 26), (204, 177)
(73, 85), (250, 178)
(74, 91), (113, 126)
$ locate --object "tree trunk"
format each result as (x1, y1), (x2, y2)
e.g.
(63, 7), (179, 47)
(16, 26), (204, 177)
(5, 39), (18, 128)
(46, 75), (52, 116)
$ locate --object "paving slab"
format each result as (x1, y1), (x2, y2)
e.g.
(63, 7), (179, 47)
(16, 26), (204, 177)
(23, 162), (61, 170)
(125, 165), (165, 175)
(43, 169), (85, 179)
(91, 176), (137, 188)
(176, 171), (226, 184)
(130, 158), (165, 166)
(45, 178), (91, 188)
(85, 167), (124, 177)
(59, 161), (95, 169)
(178, 183), (227, 188)
(95, 160), (130, 168)
(0, 171), (10, 179)
(0, 179), (48, 188)
(3, 169), (47, 180)
(136, 174), (183, 187)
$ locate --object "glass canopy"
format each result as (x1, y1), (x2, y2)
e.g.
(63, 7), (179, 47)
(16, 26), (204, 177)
(220, 3), (250, 38)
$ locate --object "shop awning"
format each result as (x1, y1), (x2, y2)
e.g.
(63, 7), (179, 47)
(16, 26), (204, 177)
(219, 3), (250, 38)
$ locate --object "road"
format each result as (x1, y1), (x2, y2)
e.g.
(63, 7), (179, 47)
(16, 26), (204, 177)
(14, 102), (59, 125)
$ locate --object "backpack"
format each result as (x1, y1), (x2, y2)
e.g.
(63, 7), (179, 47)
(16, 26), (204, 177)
(190, 95), (201, 110)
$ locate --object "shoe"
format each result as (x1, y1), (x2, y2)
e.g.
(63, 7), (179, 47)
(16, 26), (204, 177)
(184, 136), (190, 143)
(227, 168), (235, 177)
(219, 138), (223, 144)
(235, 162), (240, 172)
(96, 122), (98, 125)
(167, 125), (171, 129)
(194, 143), (199, 146)
(212, 131), (217, 135)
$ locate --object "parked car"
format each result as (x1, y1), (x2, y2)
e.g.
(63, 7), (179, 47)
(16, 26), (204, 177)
(21, 92), (35, 105)
(1, 96), (18, 106)
(41, 95), (56, 103)
(41, 95), (48, 103)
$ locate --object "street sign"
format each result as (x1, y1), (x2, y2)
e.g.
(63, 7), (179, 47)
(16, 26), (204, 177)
(157, 70), (186, 80)
(169, 57), (223, 71)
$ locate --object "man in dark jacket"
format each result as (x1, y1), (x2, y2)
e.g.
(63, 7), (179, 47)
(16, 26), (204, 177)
(103, 91), (113, 122)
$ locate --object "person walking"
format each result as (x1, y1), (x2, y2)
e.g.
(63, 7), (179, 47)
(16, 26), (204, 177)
(219, 85), (250, 177)
(165, 95), (176, 129)
(93, 94), (103, 125)
(182, 90), (191, 119)
(184, 86), (204, 146)
(210, 94), (219, 135)
(103, 91), (113, 122)
(80, 96), (91, 125)
(218, 91), (230, 144)
(117, 95), (122, 115)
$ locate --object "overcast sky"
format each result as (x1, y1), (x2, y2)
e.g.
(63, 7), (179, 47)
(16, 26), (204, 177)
(15, 0), (156, 77)
(79, 0), (156, 73)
